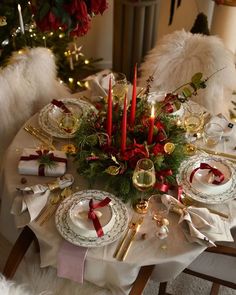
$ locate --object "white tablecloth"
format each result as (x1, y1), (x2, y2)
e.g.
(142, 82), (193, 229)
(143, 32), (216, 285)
(1, 110), (236, 295)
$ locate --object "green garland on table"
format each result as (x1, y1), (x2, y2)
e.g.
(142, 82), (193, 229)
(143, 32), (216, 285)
(73, 72), (208, 203)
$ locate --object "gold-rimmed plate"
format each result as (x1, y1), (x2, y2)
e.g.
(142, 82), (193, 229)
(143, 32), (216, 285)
(177, 155), (236, 204)
(55, 190), (129, 247)
(38, 98), (96, 138)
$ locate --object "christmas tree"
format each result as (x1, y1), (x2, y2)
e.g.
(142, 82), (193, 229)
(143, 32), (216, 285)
(0, 0), (108, 92)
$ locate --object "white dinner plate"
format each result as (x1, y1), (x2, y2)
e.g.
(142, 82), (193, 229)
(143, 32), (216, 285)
(38, 98), (95, 138)
(55, 190), (129, 247)
(177, 155), (236, 204)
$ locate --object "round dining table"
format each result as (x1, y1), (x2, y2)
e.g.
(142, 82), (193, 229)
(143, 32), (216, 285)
(1, 99), (236, 295)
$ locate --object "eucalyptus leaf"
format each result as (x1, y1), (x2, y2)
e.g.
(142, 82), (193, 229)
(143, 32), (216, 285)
(191, 72), (202, 84)
(182, 87), (192, 98)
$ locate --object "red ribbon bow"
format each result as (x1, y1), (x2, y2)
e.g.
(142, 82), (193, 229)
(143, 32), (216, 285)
(20, 150), (67, 176)
(88, 197), (111, 237)
(154, 169), (173, 193)
(190, 163), (225, 185)
(51, 99), (71, 113)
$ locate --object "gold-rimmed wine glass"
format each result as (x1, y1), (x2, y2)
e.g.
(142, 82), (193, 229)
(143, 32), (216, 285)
(183, 103), (205, 140)
(58, 112), (80, 153)
(132, 158), (156, 214)
(111, 72), (128, 105)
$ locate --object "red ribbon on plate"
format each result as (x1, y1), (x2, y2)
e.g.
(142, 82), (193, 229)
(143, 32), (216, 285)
(190, 163), (224, 185)
(51, 99), (71, 113)
(88, 197), (111, 237)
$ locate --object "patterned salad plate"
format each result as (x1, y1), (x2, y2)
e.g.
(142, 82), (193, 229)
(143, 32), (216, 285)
(177, 155), (236, 204)
(55, 190), (129, 247)
(38, 98), (95, 138)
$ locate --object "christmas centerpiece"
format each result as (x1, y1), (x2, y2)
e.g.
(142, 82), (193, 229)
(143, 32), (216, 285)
(74, 70), (208, 203)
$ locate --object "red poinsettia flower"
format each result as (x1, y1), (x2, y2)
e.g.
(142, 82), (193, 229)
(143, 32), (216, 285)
(36, 11), (61, 32)
(152, 143), (164, 156)
(122, 141), (149, 169)
(90, 0), (108, 14)
(33, 0), (108, 37)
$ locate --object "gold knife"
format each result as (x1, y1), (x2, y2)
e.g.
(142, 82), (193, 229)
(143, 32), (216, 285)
(113, 218), (136, 259)
(26, 125), (52, 142)
(198, 147), (236, 162)
(118, 217), (144, 261)
(24, 126), (56, 150)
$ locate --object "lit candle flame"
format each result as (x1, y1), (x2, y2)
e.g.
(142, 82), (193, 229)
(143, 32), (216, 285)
(151, 104), (155, 118)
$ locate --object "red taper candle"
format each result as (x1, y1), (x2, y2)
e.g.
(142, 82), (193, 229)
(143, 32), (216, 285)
(147, 104), (155, 144)
(121, 94), (127, 153)
(106, 76), (113, 144)
(130, 63), (137, 127)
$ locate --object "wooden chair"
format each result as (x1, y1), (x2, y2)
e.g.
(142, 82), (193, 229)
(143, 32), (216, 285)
(3, 226), (154, 295)
(158, 240), (236, 295)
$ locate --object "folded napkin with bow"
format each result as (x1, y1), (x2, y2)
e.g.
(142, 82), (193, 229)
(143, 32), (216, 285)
(161, 194), (233, 247)
(18, 148), (67, 177)
(11, 174), (74, 227)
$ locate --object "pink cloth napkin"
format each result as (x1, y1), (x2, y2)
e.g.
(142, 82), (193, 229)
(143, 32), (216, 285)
(57, 241), (88, 283)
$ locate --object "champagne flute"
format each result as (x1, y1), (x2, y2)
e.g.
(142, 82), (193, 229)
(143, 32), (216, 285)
(132, 158), (156, 214)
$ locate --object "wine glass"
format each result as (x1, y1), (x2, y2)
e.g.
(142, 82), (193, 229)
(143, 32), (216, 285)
(58, 112), (80, 153)
(111, 72), (128, 105)
(132, 158), (156, 214)
(183, 103), (204, 141)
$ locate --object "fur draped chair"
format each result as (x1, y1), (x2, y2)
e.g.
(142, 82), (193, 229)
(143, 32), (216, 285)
(138, 30), (236, 118)
(0, 47), (70, 166)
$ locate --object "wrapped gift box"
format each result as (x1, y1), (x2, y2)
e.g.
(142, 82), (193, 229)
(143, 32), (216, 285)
(18, 148), (67, 177)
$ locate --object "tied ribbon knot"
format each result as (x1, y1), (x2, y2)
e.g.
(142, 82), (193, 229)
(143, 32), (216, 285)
(51, 99), (71, 113)
(154, 169), (173, 193)
(88, 197), (111, 237)
(20, 150), (67, 176)
(190, 163), (225, 185)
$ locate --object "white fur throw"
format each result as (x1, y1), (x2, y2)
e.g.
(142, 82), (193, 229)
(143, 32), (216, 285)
(139, 30), (236, 118)
(0, 47), (70, 164)
(0, 274), (49, 295)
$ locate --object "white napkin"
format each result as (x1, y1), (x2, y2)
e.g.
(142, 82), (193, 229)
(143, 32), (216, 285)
(161, 194), (233, 247)
(11, 174), (74, 227)
(85, 69), (111, 98)
(18, 148), (67, 177)
(208, 114), (234, 137)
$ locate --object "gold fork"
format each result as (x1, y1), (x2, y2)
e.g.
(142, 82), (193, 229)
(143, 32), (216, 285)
(35, 193), (61, 224)
(39, 187), (73, 226)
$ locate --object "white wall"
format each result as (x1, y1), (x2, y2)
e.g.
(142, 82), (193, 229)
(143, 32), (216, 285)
(157, 0), (214, 40)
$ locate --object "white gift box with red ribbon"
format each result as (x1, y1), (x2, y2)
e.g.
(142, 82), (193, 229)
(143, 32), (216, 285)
(18, 148), (67, 177)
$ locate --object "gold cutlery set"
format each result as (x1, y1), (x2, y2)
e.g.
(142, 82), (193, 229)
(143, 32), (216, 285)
(24, 124), (56, 150)
(114, 217), (144, 261)
(35, 187), (72, 226)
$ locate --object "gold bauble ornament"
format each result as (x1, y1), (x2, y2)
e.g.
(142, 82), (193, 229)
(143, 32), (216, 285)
(105, 165), (120, 175)
(164, 142), (175, 154)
